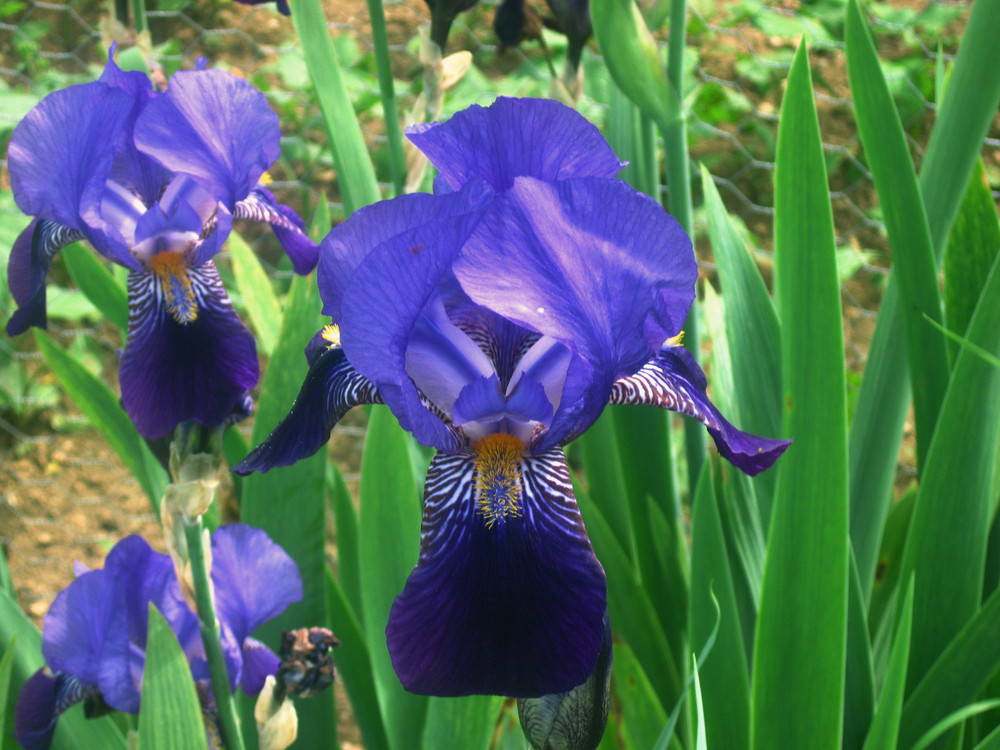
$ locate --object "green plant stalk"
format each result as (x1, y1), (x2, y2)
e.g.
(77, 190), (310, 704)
(183, 518), (247, 750)
(131, 0), (148, 35)
(291, 0), (381, 214)
(365, 0), (406, 196)
(663, 0), (703, 500)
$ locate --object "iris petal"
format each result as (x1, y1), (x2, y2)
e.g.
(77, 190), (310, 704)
(455, 176), (695, 448)
(41, 569), (132, 709)
(6, 219), (85, 336)
(386, 449), (606, 697)
(234, 187), (320, 274)
(233, 344), (382, 475)
(120, 261), (258, 439)
(211, 524), (303, 645)
(239, 638), (281, 696)
(318, 181), (492, 321)
(12, 672), (98, 750)
(8, 82), (131, 235)
(407, 97), (625, 192)
(339, 181), (491, 451)
(7, 81), (138, 270)
(133, 69), (280, 208)
(610, 346), (791, 475)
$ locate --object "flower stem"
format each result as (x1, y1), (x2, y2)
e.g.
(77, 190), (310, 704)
(184, 517), (247, 750)
(662, 0), (705, 501)
(365, 0), (406, 196)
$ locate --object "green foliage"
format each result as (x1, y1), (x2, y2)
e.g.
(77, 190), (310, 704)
(139, 605), (209, 750)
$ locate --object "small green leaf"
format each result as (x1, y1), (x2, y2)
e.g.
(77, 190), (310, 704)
(139, 604), (208, 750)
(228, 231), (281, 357)
(61, 243), (128, 336)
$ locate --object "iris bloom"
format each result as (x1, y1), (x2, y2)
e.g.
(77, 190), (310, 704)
(235, 97), (789, 698)
(13, 525), (302, 750)
(5, 48), (318, 439)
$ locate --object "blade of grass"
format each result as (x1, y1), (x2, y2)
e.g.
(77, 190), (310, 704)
(615, 641), (668, 749)
(846, 0), (949, 476)
(847, 0), (1000, 604)
(701, 165), (782, 524)
(898, 582), (1000, 750)
(61, 242), (128, 337)
(690, 464), (750, 750)
(575, 481), (679, 710)
(750, 41), (849, 750)
(290, 0), (381, 214)
(358, 406), (427, 749)
(843, 552), (876, 750)
(228, 230), (281, 357)
(910, 702), (1000, 750)
(943, 159), (1000, 358)
(139, 604), (208, 750)
(896, 252), (1000, 692)
(423, 695), (505, 749)
(34, 329), (169, 509)
(240, 272), (332, 749)
(862, 577), (913, 750)
(364, 0), (405, 196)
(0, 637), (15, 749)
(324, 568), (390, 750)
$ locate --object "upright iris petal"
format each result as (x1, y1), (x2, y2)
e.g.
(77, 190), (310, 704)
(238, 97), (790, 701)
(4, 47), (320, 439)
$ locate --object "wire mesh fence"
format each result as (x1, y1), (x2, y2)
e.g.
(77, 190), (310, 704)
(0, 0), (997, 623)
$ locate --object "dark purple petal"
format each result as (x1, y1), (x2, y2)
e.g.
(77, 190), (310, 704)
(133, 69), (280, 207)
(234, 343), (381, 474)
(8, 82), (133, 234)
(318, 180), (492, 322)
(119, 261), (258, 439)
(406, 97), (625, 193)
(386, 449), (607, 697)
(211, 524), (303, 644)
(610, 346), (791, 475)
(14, 670), (58, 750)
(41, 569), (133, 709)
(240, 638), (281, 696)
(454, 176), (695, 449)
(339, 183), (491, 451)
(6, 219), (85, 336)
(235, 187), (319, 274)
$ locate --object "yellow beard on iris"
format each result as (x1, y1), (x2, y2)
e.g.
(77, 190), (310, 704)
(149, 251), (197, 324)
(472, 433), (525, 528)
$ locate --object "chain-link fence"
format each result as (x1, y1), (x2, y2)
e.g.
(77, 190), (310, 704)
(1, 0), (997, 626)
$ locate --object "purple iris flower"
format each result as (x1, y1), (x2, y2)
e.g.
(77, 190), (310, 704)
(4, 47), (319, 440)
(13, 525), (302, 750)
(234, 97), (790, 698)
